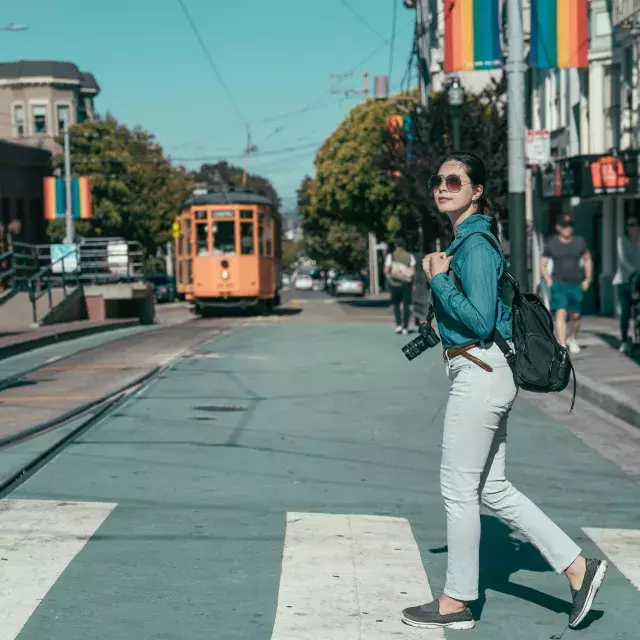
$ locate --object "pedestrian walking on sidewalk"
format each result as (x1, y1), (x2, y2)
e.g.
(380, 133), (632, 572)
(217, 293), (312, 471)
(384, 238), (416, 335)
(613, 216), (640, 353)
(401, 152), (607, 631)
(539, 215), (593, 355)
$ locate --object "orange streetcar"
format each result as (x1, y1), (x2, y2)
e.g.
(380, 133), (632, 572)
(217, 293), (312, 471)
(174, 192), (282, 315)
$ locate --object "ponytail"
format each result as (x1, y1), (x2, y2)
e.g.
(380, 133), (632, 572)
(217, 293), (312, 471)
(476, 196), (499, 237)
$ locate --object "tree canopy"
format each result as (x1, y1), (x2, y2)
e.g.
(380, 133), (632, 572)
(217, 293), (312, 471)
(48, 117), (192, 255)
(297, 78), (508, 266)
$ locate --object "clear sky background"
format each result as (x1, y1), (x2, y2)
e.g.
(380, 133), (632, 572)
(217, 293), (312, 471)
(1, 0), (415, 210)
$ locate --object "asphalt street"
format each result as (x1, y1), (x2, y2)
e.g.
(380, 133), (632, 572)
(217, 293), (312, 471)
(0, 292), (638, 640)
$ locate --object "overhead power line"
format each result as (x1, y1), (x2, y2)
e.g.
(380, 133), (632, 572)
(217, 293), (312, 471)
(338, 0), (389, 43)
(176, 0), (249, 131)
(257, 18), (413, 148)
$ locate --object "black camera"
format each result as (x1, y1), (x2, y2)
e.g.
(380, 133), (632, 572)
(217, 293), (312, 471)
(402, 323), (441, 361)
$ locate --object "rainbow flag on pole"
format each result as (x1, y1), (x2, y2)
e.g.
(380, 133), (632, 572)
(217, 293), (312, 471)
(530, 0), (588, 69)
(443, 0), (502, 73)
(43, 177), (93, 221)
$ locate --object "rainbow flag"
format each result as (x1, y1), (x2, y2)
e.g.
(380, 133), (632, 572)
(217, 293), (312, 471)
(530, 0), (588, 69)
(43, 177), (93, 221)
(444, 0), (502, 73)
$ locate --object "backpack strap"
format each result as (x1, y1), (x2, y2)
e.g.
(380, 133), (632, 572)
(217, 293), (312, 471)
(448, 231), (517, 362)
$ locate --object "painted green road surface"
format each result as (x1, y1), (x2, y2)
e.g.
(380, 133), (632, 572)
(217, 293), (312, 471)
(6, 321), (640, 639)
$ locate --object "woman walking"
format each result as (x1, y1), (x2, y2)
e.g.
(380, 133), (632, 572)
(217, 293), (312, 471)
(401, 152), (607, 631)
(612, 216), (640, 353)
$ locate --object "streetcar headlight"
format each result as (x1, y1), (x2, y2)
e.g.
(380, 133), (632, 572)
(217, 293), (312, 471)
(221, 270), (229, 280)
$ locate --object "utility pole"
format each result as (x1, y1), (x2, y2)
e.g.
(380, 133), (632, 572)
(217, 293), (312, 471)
(506, 0), (528, 290)
(63, 120), (74, 244)
(416, 0), (431, 110)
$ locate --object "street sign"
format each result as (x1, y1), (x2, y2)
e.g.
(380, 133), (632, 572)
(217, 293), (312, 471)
(525, 129), (551, 165)
(50, 243), (78, 274)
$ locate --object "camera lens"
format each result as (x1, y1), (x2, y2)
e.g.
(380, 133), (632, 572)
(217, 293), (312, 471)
(402, 334), (427, 361)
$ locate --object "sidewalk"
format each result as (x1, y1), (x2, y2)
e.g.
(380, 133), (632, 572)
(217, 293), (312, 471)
(0, 319), (139, 361)
(572, 316), (640, 428)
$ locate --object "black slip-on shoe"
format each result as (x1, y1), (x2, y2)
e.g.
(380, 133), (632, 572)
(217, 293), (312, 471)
(569, 558), (608, 628)
(401, 600), (475, 630)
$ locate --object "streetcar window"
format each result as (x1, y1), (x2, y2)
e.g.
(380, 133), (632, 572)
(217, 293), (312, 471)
(258, 218), (265, 256)
(240, 210), (253, 219)
(196, 223), (209, 255)
(241, 222), (254, 255)
(184, 218), (192, 255)
(195, 210), (207, 220)
(265, 215), (273, 257)
(213, 221), (236, 255)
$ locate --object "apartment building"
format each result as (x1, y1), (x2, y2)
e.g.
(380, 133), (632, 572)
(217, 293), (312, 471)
(0, 60), (100, 154)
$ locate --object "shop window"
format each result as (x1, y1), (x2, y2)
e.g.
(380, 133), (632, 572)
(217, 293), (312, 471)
(241, 222), (255, 255)
(213, 221), (236, 255)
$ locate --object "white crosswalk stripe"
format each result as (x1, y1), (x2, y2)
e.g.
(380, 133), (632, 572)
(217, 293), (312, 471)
(270, 512), (442, 639)
(0, 499), (116, 640)
(583, 527), (640, 591)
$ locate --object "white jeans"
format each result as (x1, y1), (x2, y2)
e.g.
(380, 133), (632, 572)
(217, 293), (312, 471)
(441, 342), (581, 601)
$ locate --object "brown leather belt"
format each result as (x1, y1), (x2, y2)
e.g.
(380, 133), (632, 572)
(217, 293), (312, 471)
(444, 342), (493, 372)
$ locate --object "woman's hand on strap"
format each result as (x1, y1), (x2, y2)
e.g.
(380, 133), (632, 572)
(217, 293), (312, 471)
(427, 253), (452, 282)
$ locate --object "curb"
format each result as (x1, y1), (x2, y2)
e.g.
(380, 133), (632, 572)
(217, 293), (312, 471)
(0, 320), (140, 362)
(575, 372), (640, 429)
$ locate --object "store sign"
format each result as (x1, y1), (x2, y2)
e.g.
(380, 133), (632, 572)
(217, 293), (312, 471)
(581, 151), (640, 197)
(539, 159), (579, 198)
(525, 129), (551, 165)
(50, 244), (79, 274)
(589, 156), (630, 194)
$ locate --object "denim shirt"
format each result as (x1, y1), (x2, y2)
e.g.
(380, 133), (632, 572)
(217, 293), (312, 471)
(429, 215), (512, 350)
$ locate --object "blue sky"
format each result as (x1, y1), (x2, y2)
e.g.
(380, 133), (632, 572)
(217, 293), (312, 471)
(1, 0), (414, 209)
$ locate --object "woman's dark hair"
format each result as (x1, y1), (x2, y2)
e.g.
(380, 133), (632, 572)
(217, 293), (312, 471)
(440, 151), (499, 237)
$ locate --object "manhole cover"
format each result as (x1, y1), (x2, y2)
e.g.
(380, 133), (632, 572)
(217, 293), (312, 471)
(193, 405), (246, 412)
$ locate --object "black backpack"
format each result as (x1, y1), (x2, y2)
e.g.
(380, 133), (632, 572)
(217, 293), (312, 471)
(450, 232), (576, 412)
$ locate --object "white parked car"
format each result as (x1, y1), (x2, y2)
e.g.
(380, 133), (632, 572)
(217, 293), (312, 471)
(295, 273), (313, 290)
(334, 273), (365, 297)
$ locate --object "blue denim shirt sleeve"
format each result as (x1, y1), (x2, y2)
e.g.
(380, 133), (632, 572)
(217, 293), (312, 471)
(429, 244), (500, 340)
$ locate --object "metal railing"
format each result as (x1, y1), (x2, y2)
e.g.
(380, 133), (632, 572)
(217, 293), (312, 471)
(0, 237), (146, 322)
(27, 245), (83, 324)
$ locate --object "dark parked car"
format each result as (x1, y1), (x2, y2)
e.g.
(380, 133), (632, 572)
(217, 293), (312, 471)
(145, 273), (176, 304)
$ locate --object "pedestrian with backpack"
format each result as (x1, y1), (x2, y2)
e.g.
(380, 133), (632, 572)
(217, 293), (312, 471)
(384, 237), (416, 335)
(401, 152), (606, 631)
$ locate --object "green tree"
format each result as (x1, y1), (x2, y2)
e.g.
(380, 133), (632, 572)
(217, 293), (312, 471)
(48, 117), (192, 255)
(297, 174), (367, 270)
(191, 161), (280, 208)
(391, 78), (508, 250)
(312, 97), (411, 238)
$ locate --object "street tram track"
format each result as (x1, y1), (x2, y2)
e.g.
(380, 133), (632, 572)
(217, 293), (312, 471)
(0, 316), (240, 498)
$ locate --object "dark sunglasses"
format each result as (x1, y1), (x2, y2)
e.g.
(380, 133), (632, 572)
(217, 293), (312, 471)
(428, 174), (471, 192)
